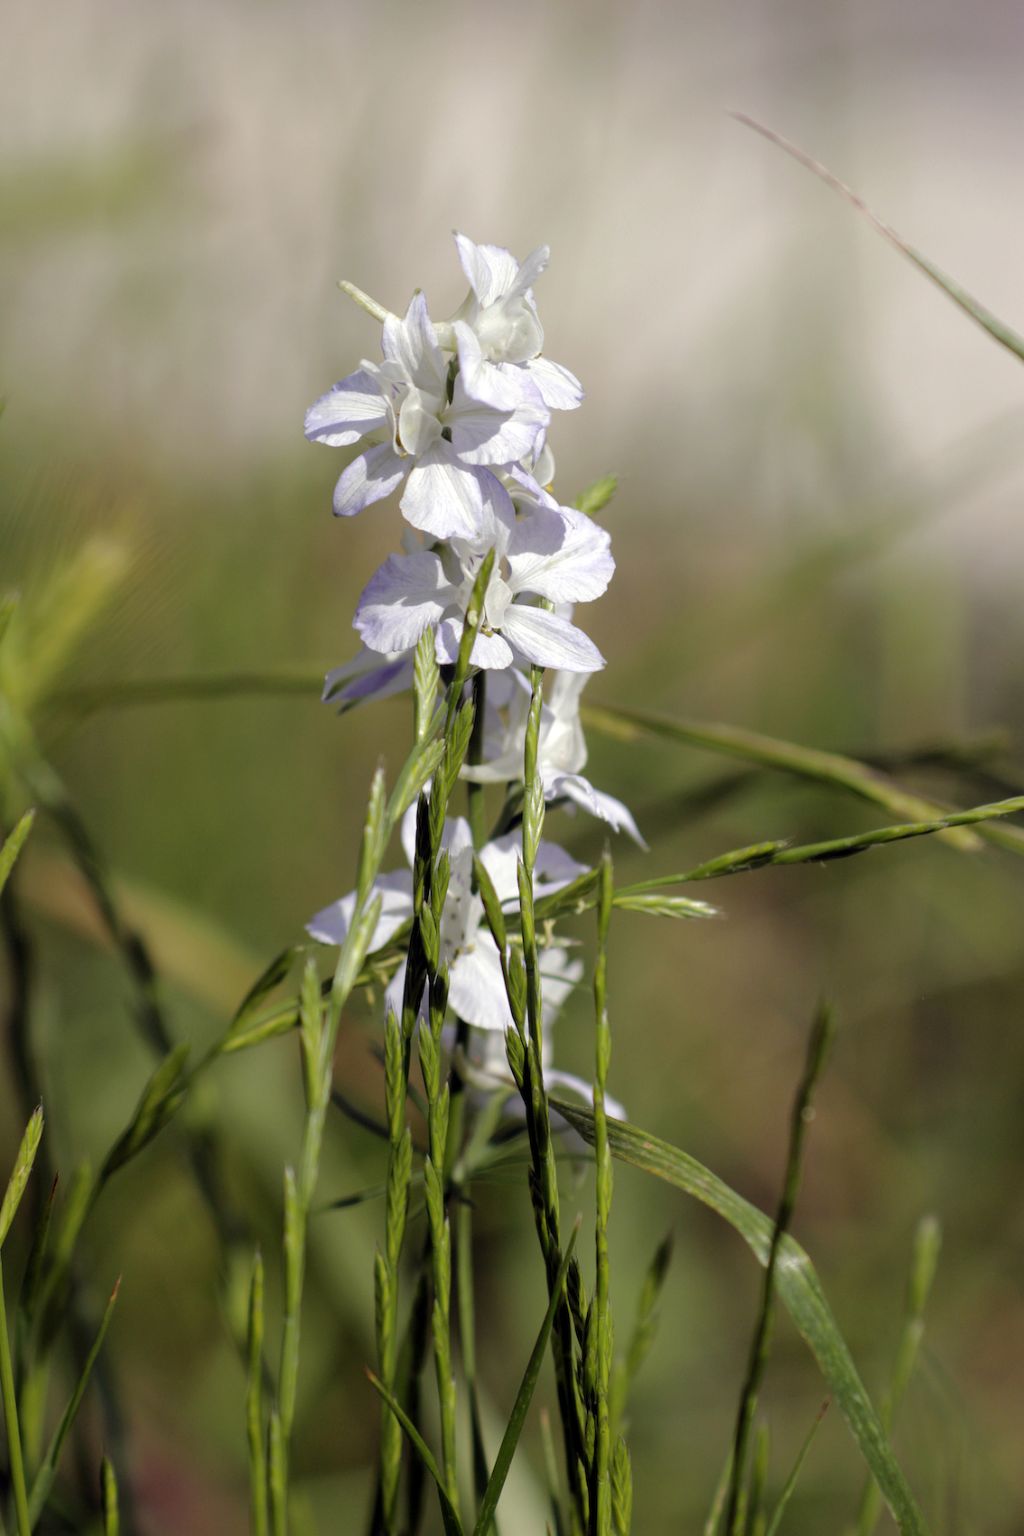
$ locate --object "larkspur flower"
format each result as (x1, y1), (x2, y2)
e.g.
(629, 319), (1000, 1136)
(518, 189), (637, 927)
(305, 292), (546, 539)
(321, 646), (414, 711)
(354, 476), (612, 673)
(463, 670), (645, 845)
(307, 806), (584, 1033)
(447, 234), (584, 414)
(455, 1023), (626, 1124)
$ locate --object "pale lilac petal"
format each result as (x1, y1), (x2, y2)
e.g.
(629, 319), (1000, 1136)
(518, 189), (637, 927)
(543, 770), (647, 847)
(448, 378), (546, 466)
(499, 605), (605, 673)
(401, 446), (489, 539)
(507, 507), (614, 604)
(307, 869), (414, 952)
(354, 551), (451, 654)
(525, 356), (584, 411)
(454, 323), (542, 412)
(479, 834), (586, 906)
(449, 937), (515, 1031)
(305, 370), (390, 446)
(322, 649), (414, 709)
(383, 292), (447, 392)
(333, 443), (406, 518)
(435, 617), (514, 670)
(454, 233), (519, 307)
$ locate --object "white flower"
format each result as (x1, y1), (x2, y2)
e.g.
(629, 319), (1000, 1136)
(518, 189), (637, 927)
(449, 234), (583, 414)
(307, 806), (585, 1033)
(458, 1023), (626, 1122)
(354, 477), (612, 674)
(464, 670), (645, 845)
(305, 292), (547, 540)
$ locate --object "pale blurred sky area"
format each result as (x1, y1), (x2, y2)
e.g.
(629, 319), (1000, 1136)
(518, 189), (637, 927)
(2, 0), (1023, 547)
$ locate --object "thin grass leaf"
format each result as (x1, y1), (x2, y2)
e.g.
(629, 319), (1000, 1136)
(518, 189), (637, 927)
(725, 1004), (836, 1536)
(855, 1218), (941, 1536)
(100, 1456), (119, 1536)
(611, 892), (718, 920)
(610, 1233), (673, 1439)
(246, 1252), (268, 1536)
(732, 114), (1024, 367)
(0, 1256), (31, 1536)
(27, 1278), (121, 1524)
(0, 812), (35, 900)
(550, 1101), (927, 1536)
(0, 1108), (44, 1249)
(365, 1370), (464, 1536)
(470, 1221), (581, 1536)
(101, 1043), (190, 1181)
(225, 947), (302, 1045)
(764, 1400), (830, 1536)
(581, 703), (981, 853)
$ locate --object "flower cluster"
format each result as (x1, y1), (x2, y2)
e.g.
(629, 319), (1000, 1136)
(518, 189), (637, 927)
(305, 233), (640, 1102)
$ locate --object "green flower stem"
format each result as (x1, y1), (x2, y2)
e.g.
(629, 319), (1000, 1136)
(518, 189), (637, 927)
(0, 1257), (31, 1536)
(590, 853), (615, 1536)
(515, 664), (587, 1528)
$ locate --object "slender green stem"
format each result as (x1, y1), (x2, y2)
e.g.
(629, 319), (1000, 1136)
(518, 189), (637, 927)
(724, 1003), (836, 1536)
(590, 853), (614, 1536)
(0, 1258), (31, 1536)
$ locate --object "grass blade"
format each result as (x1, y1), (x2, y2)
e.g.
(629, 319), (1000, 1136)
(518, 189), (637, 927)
(732, 114), (1024, 368)
(472, 1220), (581, 1536)
(246, 1251), (268, 1536)
(581, 704), (981, 853)
(0, 1108), (44, 1250)
(365, 1370), (464, 1536)
(0, 1257), (31, 1536)
(100, 1456), (119, 1536)
(550, 1100), (927, 1536)
(0, 812), (35, 900)
(764, 1400), (830, 1536)
(27, 1278), (121, 1524)
(854, 1217), (941, 1536)
(724, 1004), (835, 1536)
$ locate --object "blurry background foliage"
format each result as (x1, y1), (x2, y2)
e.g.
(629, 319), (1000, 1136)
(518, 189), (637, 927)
(2, 0), (1024, 1531)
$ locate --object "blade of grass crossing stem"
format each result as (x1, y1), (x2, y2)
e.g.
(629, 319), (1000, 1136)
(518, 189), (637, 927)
(268, 1408), (286, 1536)
(472, 1221), (581, 1536)
(247, 1251), (269, 1536)
(764, 1401), (830, 1536)
(549, 1100), (928, 1536)
(725, 1004), (836, 1536)
(704, 1449), (734, 1536)
(609, 1233), (673, 1441)
(101, 1457), (119, 1536)
(27, 1278), (121, 1524)
(580, 704), (980, 853)
(456, 1201), (493, 1526)
(0, 812), (35, 899)
(855, 1218), (941, 1536)
(732, 114), (1024, 367)
(366, 1371), (464, 1536)
(0, 1109), (44, 1249)
(0, 1257), (31, 1536)
(591, 853), (615, 1536)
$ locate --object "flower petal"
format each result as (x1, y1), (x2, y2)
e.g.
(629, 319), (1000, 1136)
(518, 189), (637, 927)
(304, 369), (390, 446)
(449, 937), (515, 1031)
(499, 604), (605, 673)
(322, 649), (414, 710)
(526, 356), (584, 411)
(354, 551), (452, 654)
(454, 323), (542, 413)
(434, 617), (514, 670)
(543, 770), (647, 847)
(447, 376), (546, 467)
(333, 443), (406, 518)
(307, 869), (414, 952)
(508, 507), (614, 604)
(401, 445), (490, 539)
(383, 292), (447, 393)
(454, 233), (520, 308)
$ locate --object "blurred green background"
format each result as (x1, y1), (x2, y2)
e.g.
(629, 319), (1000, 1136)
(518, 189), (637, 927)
(3, 1), (1024, 1531)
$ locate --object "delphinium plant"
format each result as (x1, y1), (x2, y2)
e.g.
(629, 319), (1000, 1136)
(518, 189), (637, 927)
(4, 133), (1024, 1535)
